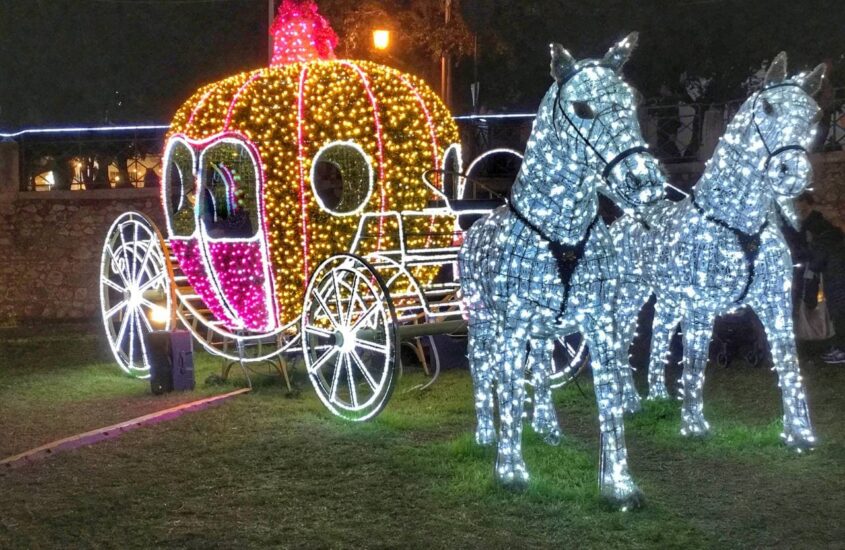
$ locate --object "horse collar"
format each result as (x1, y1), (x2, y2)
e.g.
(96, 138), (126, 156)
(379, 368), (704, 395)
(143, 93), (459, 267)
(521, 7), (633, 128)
(507, 197), (600, 319)
(691, 196), (768, 304)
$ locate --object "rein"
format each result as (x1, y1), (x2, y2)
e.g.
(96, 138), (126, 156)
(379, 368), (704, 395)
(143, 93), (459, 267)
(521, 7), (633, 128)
(507, 195), (600, 320)
(691, 195), (767, 304)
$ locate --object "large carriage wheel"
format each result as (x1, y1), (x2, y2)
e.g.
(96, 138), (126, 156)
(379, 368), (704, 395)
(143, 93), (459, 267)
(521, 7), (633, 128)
(302, 254), (399, 421)
(100, 212), (172, 378)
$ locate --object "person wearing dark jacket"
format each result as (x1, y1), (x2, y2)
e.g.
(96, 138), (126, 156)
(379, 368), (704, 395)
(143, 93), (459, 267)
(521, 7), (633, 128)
(794, 194), (845, 362)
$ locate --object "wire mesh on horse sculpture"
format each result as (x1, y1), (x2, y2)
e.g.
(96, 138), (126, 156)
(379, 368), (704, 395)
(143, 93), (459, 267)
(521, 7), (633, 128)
(458, 33), (666, 509)
(612, 52), (826, 450)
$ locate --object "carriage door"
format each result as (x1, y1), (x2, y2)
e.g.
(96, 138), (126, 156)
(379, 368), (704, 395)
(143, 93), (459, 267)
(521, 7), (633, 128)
(196, 136), (278, 332)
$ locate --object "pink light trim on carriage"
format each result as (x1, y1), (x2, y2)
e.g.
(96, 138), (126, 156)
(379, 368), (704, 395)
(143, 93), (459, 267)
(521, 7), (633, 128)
(296, 65), (311, 286)
(224, 72), (264, 130)
(340, 61), (387, 251)
(187, 88), (215, 127)
(170, 238), (237, 326)
(399, 74), (441, 250)
(163, 132), (280, 332)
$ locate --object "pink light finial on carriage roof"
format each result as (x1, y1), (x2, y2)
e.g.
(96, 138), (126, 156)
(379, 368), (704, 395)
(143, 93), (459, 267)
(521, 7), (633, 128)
(270, 0), (338, 66)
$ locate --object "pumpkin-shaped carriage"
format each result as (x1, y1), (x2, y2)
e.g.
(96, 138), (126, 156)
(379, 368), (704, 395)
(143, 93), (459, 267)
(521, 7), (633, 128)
(98, 8), (505, 419)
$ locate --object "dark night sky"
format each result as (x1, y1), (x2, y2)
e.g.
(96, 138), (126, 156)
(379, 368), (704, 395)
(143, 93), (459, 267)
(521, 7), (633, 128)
(1, 0), (843, 129)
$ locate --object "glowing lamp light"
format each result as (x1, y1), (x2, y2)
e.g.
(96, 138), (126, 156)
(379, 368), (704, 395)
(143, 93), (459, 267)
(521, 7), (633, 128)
(372, 30), (390, 51)
(151, 305), (170, 325)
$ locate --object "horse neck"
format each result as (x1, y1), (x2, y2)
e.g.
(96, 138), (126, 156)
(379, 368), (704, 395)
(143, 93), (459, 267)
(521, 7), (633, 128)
(510, 100), (598, 244)
(693, 119), (772, 235)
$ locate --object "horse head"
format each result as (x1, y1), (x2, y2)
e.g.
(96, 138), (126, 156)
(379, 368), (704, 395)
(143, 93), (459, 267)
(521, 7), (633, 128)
(742, 52), (825, 199)
(544, 33), (666, 212)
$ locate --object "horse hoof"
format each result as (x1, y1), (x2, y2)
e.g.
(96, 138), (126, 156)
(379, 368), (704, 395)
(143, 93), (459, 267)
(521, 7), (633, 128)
(680, 421), (711, 438)
(495, 458), (529, 490)
(601, 487), (645, 512)
(783, 431), (817, 453)
(623, 396), (642, 414)
(495, 473), (529, 491)
(645, 388), (670, 401)
(543, 428), (562, 446)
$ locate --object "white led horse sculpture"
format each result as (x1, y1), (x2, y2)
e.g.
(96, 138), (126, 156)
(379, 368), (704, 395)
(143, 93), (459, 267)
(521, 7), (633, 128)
(613, 53), (825, 449)
(459, 34), (665, 508)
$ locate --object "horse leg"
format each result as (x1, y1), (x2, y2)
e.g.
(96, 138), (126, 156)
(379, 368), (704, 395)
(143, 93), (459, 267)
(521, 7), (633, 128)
(753, 296), (817, 450)
(468, 318), (496, 446)
(528, 338), (562, 445)
(583, 316), (644, 509)
(494, 325), (530, 489)
(614, 283), (644, 413)
(679, 309), (714, 436)
(646, 300), (678, 400)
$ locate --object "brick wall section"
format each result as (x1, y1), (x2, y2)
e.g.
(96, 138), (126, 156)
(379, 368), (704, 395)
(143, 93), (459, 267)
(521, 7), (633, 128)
(0, 189), (165, 322)
(0, 152), (842, 323)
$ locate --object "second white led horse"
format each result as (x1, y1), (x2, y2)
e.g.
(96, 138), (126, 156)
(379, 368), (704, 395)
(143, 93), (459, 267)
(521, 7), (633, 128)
(613, 53), (825, 449)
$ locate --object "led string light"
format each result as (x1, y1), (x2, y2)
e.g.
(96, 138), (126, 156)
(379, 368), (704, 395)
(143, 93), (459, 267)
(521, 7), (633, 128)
(611, 53), (825, 449)
(459, 34), (665, 508)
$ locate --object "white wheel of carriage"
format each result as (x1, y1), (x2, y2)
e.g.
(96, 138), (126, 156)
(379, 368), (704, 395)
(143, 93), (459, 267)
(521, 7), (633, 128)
(301, 254), (399, 421)
(99, 212), (172, 378)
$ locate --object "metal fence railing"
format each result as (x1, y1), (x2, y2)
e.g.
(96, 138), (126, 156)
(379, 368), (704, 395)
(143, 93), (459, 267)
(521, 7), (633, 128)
(5, 88), (843, 192)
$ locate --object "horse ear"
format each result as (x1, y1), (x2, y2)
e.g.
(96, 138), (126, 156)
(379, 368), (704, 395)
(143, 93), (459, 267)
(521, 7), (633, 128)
(764, 52), (788, 85)
(550, 43), (576, 84)
(797, 63), (827, 96)
(602, 31), (638, 72)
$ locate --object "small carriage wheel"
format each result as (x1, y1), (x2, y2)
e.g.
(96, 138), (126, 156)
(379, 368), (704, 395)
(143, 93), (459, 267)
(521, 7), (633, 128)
(549, 333), (590, 389)
(302, 254), (399, 421)
(99, 212), (173, 378)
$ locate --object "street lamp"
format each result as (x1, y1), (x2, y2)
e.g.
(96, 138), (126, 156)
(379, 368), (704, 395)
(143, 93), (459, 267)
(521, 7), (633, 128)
(372, 29), (390, 51)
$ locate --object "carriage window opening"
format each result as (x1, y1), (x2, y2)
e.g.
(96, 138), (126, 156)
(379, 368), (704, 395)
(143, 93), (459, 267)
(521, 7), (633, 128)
(199, 141), (259, 239)
(164, 141), (196, 236)
(311, 142), (373, 215)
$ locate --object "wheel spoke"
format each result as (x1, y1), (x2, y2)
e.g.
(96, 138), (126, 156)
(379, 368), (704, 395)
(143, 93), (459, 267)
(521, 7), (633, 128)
(106, 244), (130, 287)
(332, 270), (346, 326)
(349, 348), (379, 391)
(134, 237), (155, 287)
(344, 354), (359, 408)
(329, 352), (343, 402)
(137, 271), (166, 293)
(308, 345), (338, 373)
(350, 303), (380, 331)
(137, 306), (154, 332)
(312, 285), (340, 330)
(105, 299), (129, 320)
(115, 306), (132, 345)
(304, 325), (333, 339)
(130, 221), (140, 283)
(102, 276), (125, 293)
(354, 338), (388, 355)
(127, 309), (136, 369)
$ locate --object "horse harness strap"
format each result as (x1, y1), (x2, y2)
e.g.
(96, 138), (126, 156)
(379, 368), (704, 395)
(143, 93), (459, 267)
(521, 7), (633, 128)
(507, 198), (600, 319)
(691, 198), (768, 303)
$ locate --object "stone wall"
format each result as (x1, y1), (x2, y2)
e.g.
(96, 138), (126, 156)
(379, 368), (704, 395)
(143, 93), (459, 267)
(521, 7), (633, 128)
(0, 189), (165, 323)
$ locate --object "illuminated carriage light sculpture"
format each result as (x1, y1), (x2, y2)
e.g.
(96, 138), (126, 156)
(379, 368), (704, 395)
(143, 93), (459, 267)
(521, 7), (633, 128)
(612, 53), (825, 449)
(100, 1), (497, 422)
(459, 34), (666, 507)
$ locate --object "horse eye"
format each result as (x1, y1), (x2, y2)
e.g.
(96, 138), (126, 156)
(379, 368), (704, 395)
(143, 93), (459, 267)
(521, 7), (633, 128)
(761, 99), (774, 116)
(571, 101), (596, 119)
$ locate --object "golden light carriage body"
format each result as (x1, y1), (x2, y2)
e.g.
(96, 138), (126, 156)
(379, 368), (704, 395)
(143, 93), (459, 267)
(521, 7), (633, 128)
(99, 2), (491, 419)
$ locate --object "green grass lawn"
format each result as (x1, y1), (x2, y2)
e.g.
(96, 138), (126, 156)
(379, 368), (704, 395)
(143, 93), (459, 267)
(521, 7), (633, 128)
(1, 324), (844, 548)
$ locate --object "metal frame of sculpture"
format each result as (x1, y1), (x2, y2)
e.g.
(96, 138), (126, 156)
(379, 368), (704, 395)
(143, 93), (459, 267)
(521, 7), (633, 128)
(459, 33), (666, 509)
(612, 53), (826, 449)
